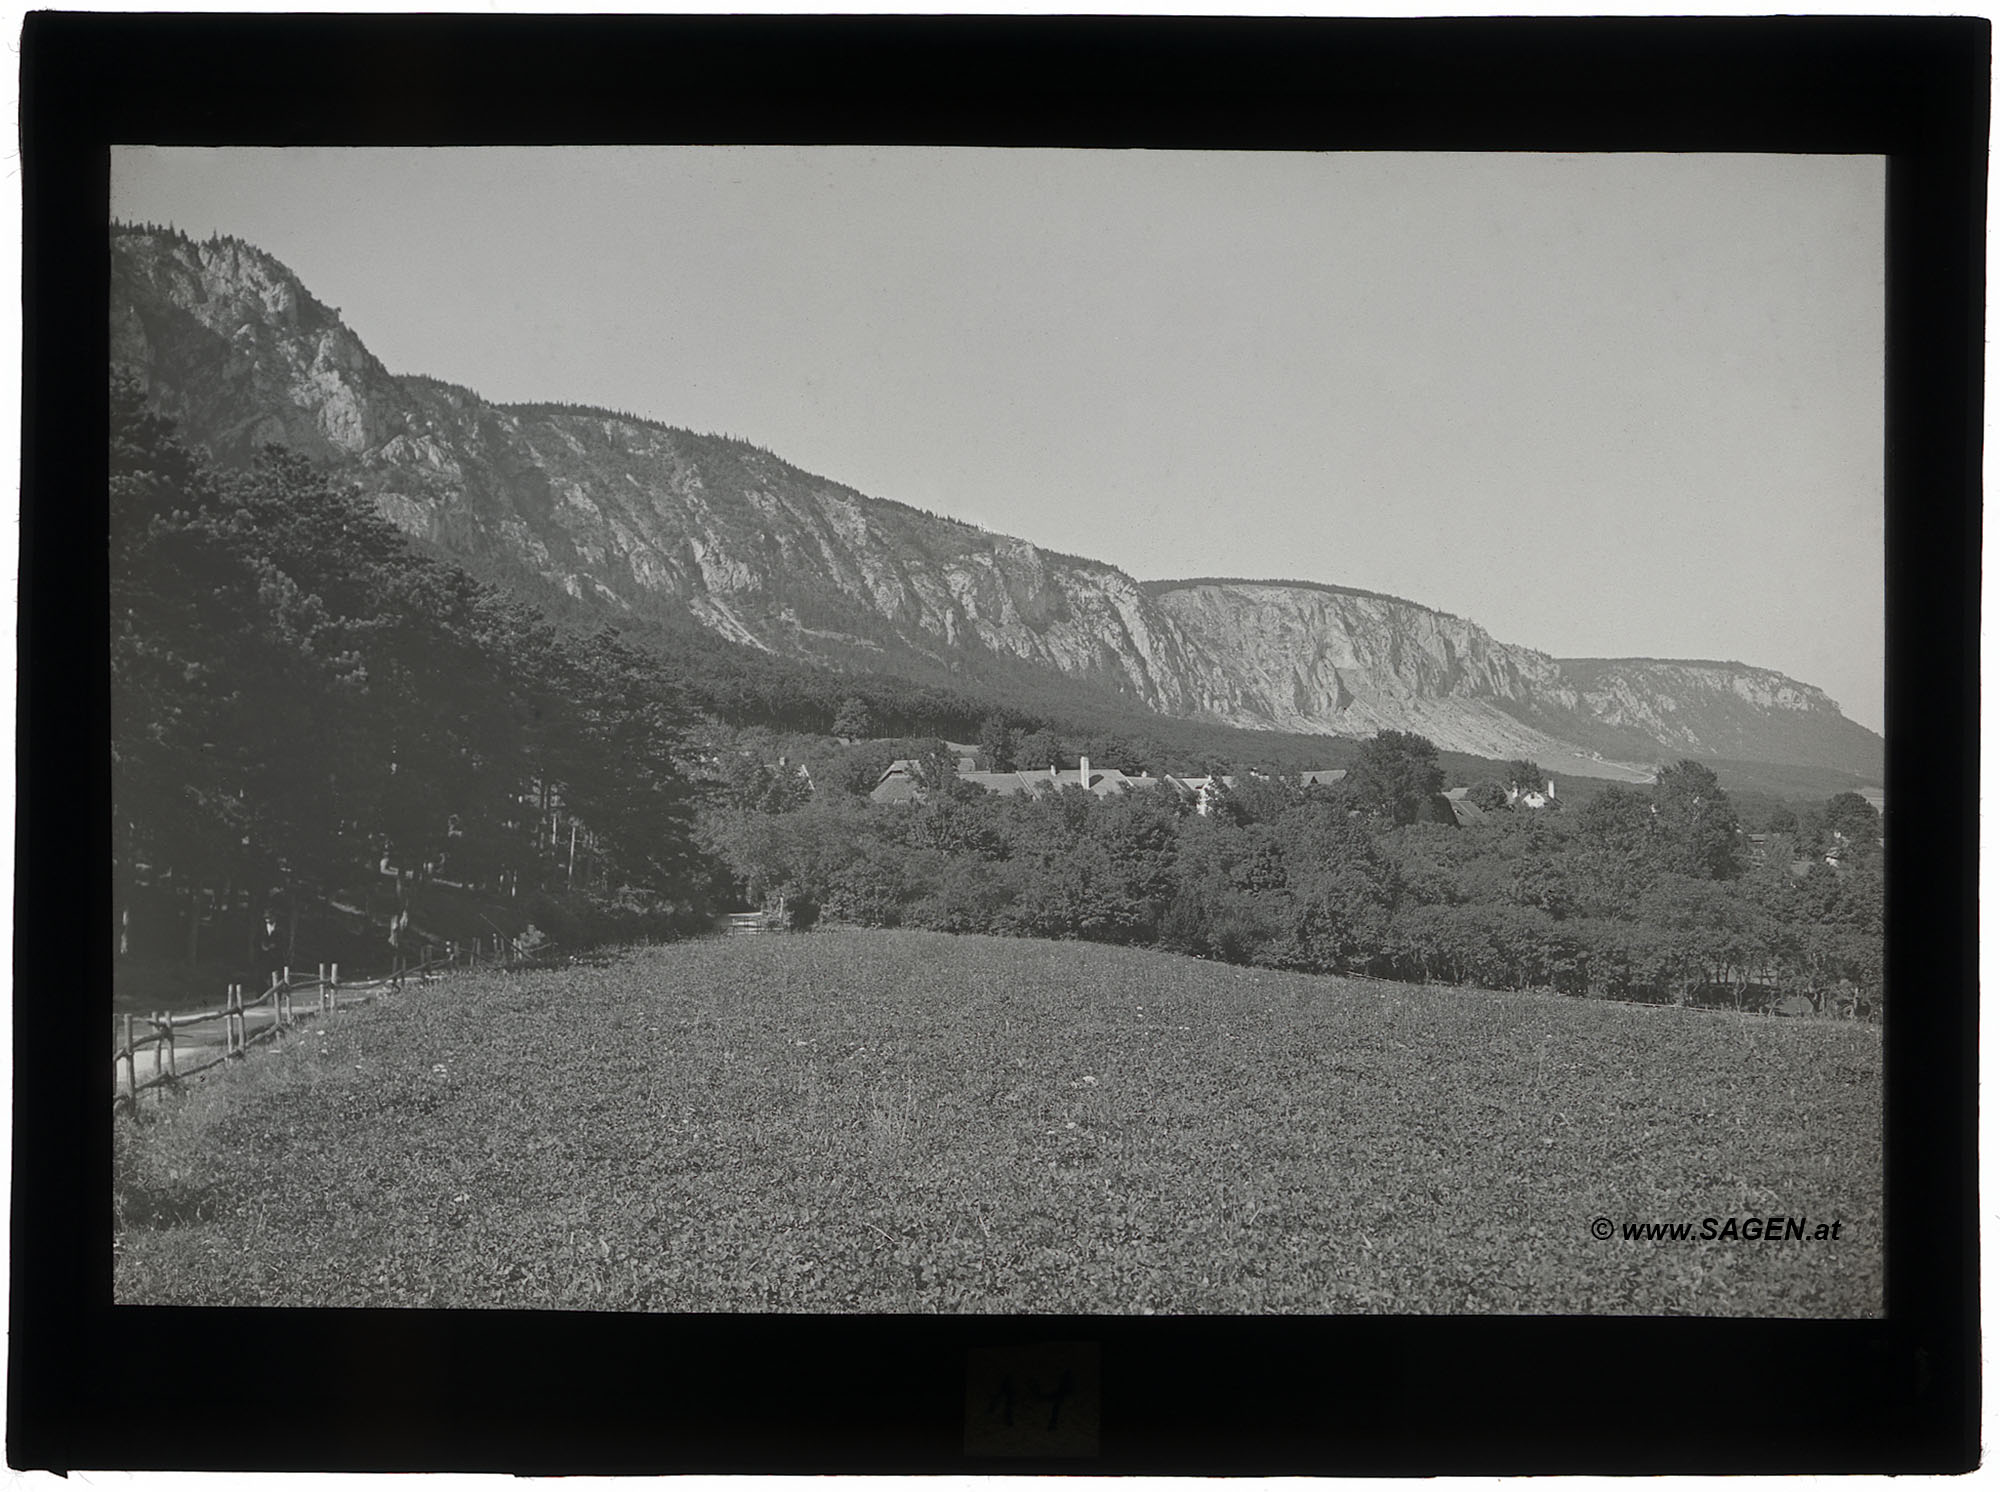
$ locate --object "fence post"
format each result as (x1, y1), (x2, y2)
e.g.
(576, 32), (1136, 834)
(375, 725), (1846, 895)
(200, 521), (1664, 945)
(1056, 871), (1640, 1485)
(329, 962), (339, 1014)
(121, 1014), (136, 1109)
(161, 1011), (175, 1083)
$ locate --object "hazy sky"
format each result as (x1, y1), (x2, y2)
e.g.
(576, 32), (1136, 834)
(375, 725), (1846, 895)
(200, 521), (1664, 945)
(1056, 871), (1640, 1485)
(112, 147), (1885, 732)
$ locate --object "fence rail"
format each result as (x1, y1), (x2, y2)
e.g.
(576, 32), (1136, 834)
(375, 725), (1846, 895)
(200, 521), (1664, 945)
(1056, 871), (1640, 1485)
(111, 930), (555, 1115)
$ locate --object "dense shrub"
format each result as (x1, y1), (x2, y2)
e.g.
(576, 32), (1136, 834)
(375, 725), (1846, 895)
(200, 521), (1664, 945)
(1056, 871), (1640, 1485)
(692, 725), (1880, 1012)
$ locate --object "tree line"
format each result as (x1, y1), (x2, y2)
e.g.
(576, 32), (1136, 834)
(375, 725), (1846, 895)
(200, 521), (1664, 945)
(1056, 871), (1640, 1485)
(111, 376), (710, 969)
(702, 728), (1885, 1015)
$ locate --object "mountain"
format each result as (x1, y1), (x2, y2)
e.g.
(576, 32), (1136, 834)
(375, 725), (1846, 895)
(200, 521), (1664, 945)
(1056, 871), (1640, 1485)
(110, 226), (1884, 786)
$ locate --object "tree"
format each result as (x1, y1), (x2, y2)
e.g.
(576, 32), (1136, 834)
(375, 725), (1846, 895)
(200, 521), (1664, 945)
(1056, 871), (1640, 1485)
(1638, 875), (1767, 1006)
(1227, 771), (1300, 826)
(1822, 791), (1881, 853)
(977, 714), (1017, 772)
(1505, 759), (1548, 793)
(905, 852), (1016, 934)
(1653, 759), (1740, 880)
(113, 393), (395, 962)
(831, 697), (873, 740)
(1275, 801), (1396, 972)
(1012, 728), (1061, 772)
(1466, 780), (1511, 811)
(111, 384), (726, 961)
(704, 794), (871, 927)
(909, 739), (960, 793)
(905, 787), (1004, 860)
(1163, 814), (1289, 965)
(1567, 783), (1663, 919)
(1084, 733), (1148, 774)
(546, 628), (706, 897)
(831, 741), (898, 796)
(1504, 816), (1574, 917)
(1348, 730), (1445, 827)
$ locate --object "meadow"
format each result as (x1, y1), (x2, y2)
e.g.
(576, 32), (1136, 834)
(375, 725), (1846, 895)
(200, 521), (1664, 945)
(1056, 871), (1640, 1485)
(113, 929), (1882, 1315)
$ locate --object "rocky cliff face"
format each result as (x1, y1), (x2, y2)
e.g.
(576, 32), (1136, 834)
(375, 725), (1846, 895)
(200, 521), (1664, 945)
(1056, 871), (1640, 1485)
(1150, 581), (1578, 758)
(109, 227), (1884, 782)
(1495, 658), (1886, 779)
(113, 232), (408, 464)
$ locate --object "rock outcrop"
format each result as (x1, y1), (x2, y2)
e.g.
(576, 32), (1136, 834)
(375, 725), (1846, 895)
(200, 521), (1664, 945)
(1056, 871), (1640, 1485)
(110, 226), (1884, 782)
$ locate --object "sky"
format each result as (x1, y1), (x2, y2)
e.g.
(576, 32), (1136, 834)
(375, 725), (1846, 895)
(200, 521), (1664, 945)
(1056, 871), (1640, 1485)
(112, 146), (1886, 733)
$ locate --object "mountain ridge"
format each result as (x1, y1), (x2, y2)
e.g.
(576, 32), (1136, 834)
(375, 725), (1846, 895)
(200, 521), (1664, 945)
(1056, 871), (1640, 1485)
(109, 225), (1883, 785)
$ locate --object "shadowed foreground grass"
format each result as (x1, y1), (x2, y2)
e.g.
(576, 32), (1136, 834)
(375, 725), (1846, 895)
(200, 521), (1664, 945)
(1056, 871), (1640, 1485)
(114, 929), (1882, 1314)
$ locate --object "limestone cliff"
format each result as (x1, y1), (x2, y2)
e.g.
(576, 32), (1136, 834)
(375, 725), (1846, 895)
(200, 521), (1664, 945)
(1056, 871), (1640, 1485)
(109, 226), (1884, 782)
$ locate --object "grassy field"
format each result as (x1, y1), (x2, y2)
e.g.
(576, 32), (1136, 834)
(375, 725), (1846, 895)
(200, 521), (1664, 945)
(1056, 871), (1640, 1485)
(113, 928), (1882, 1315)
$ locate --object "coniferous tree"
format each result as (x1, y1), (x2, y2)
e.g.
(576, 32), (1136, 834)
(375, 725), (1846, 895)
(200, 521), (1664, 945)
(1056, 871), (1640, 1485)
(977, 714), (1017, 772)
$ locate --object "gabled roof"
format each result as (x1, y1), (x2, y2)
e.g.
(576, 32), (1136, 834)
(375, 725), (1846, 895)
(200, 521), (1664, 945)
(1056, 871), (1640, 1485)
(869, 773), (922, 805)
(958, 771), (1048, 797)
(953, 767), (1166, 798)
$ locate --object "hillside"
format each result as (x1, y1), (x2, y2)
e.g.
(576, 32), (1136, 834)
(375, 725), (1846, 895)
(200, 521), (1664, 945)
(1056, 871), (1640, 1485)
(111, 225), (1883, 785)
(116, 932), (1883, 1315)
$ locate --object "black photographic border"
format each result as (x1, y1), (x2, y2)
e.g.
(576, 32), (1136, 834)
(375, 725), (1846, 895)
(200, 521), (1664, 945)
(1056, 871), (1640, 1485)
(13, 11), (1982, 1475)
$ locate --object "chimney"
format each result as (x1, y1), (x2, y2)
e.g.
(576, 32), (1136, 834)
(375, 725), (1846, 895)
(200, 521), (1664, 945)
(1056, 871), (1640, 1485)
(1547, 778), (1557, 800)
(1050, 762), (1058, 781)
(1079, 754), (1090, 790)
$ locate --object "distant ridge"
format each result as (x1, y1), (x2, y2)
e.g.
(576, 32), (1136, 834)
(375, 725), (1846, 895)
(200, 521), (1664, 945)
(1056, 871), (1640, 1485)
(1141, 575), (1454, 618)
(1559, 655), (1757, 670)
(110, 224), (1884, 784)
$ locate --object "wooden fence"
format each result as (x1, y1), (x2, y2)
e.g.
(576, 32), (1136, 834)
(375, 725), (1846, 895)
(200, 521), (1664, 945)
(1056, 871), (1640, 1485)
(111, 933), (554, 1116)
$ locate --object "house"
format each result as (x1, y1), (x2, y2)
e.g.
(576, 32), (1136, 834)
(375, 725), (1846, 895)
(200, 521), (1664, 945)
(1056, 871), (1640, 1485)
(877, 755), (1349, 815)
(1299, 769), (1348, 789)
(1506, 778), (1560, 810)
(1160, 774), (1239, 816)
(1023, 755), (1154, 797)
(868, 760), (924, 805)
(955, 755), (1165, 800)
(769, 754), (814, 793)
(1441, 788), (1488, 826)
